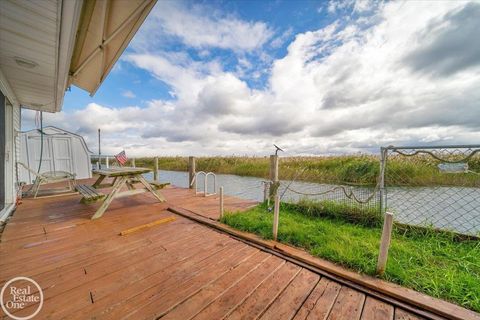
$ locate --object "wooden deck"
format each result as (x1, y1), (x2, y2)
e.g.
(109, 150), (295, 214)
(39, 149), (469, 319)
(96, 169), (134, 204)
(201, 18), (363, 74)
(0, 179), (477, 319)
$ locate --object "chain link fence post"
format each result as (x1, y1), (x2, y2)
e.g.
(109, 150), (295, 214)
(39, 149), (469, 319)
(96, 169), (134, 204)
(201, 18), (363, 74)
(379, 147), (387, 215)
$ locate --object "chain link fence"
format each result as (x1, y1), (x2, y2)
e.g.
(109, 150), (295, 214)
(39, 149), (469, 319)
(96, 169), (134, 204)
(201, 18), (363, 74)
(276, 170), (381, 226)
(382, 145), (480, 236)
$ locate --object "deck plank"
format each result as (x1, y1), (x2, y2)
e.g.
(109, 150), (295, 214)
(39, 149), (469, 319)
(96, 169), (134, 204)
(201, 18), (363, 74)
(119, 251), (268, 319)
(161, 254), (278, 320)
(293, 276), (329, 320)
(15, 228), (241, 318)
(361, 297), (394, 320)
(77, 244), (260, 320)
(191, 256), (285, 320)
(63, 241), (251, 319)
(226, 262), (301, 320)
(327, 286), (366, 320)
(394, 308), (426, 320)
(24, 225), (214, 302)
(260, 268), (320, 320)
(305, 278), (342, 320)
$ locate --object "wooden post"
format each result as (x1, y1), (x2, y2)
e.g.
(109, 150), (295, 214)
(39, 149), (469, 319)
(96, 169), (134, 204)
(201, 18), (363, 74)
(188, 156), (196, 189)
(105, 156), (109, 168)
(376, 212), (394, 275)
(219, 186), (224, 219)
(153, 157), (159, 181)
(273, 195), (280, 241)
(263, 182), (268, 203)
(270, 155), (279, 181)
(269, 155), (279, 200)
(131, 158), (136, 167)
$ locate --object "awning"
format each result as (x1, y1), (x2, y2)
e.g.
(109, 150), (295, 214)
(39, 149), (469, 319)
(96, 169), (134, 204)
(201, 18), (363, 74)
(68, 0), (156, 96)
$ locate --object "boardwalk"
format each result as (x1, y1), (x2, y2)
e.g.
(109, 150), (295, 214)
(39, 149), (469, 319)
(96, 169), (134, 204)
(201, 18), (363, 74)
(0, 180), (477, 319)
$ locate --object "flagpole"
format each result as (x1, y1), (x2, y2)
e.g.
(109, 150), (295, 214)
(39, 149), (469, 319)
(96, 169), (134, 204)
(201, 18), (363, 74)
(98, 128), (101, 169)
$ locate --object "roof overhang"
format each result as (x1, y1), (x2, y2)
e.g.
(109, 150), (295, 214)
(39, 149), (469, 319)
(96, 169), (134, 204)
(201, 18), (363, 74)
(68, 0), (156, 96)
(0, 0), (83, 112)
(0, 0), (156, 113)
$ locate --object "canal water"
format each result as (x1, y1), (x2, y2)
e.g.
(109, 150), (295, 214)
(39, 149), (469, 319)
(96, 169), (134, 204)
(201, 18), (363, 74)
(144, 170), (480, 236)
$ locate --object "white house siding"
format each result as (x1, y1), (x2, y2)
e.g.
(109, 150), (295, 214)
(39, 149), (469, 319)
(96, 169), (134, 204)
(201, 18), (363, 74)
(0, 101), (20, 222)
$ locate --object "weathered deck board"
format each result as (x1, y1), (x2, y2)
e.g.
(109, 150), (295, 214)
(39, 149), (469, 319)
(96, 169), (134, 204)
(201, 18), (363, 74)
(293, 277), (330, 320)
(259, 269), (320, 319)
(306, 278), (342, 320)
(0, 179), (477, 319)
(226, 262), (301, 320)
(159, 251), (273, 320)
(395, 308), (426, 320)
(327, 286), (366, 320)
(361, 297), (395, 320)
(191, 256), (285, 320)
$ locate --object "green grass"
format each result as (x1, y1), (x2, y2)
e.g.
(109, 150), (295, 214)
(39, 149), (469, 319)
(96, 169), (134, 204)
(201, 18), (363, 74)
(285, 199), (382, 227)
(221, 203), (480, 312)
(130, 155), (480, 187)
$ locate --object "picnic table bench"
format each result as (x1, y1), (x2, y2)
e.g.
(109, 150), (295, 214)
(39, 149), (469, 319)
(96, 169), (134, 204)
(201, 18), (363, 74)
(83, 167), (166, 220)
(76, 184), (105, 204)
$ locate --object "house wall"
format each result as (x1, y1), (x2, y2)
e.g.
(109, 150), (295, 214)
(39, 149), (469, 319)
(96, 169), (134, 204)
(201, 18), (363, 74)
(0, 91), (5, 213)
(0, 94), (20, 223)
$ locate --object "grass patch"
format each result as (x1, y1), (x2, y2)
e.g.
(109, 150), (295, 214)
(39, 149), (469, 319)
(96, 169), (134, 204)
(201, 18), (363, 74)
(221, 203), (480, 312)
(127, 155), (480, 187)
(284, 199), (382, 227)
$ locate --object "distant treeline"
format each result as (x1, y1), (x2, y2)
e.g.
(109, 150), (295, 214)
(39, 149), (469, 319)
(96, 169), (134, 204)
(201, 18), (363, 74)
(130, 155), (480, 187)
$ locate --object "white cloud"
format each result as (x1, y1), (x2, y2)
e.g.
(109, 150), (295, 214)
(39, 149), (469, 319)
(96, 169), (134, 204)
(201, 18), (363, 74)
(131, 1), (273, 52)
(270, 27), (294, 49)
(353, 0), (375, 13)
(328, 0), (351, 14)
(26, 1), (480, 156)
(269, 1), (480, 140)
(122, 90), (136, 98)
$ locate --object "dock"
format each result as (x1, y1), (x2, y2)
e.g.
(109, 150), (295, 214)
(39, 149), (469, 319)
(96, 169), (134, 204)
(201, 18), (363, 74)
(0, 179), (478, 320)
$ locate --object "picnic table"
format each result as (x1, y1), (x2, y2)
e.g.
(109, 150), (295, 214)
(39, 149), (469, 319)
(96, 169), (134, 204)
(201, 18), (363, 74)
(86, 167), (166, 219)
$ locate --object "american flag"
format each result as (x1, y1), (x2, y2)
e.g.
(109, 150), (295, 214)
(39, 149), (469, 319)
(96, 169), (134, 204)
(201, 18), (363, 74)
(115, 150), (128, 166)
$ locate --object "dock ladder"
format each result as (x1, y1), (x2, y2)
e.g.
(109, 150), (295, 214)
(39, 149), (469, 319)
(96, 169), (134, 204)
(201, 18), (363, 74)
(194, 171), (217, 197)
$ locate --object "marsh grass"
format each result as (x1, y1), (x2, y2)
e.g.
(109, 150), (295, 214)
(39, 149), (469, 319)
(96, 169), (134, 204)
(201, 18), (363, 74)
(221, 203), (480, 312)
(133, 155), (480, 187)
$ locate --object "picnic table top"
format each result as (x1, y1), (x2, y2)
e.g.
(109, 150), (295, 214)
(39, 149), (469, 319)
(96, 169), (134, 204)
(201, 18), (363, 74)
(93, 167), (152, 177)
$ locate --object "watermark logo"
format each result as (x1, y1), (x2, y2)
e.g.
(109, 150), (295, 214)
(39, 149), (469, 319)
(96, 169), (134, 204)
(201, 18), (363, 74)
(1, 277), (43, 320)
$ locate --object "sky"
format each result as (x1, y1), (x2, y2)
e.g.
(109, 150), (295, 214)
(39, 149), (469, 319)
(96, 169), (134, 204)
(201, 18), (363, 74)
(22, 0), (480, 156)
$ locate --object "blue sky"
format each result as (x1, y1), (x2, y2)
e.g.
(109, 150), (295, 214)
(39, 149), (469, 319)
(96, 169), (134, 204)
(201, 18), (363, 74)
(24, 0), (480, 156)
